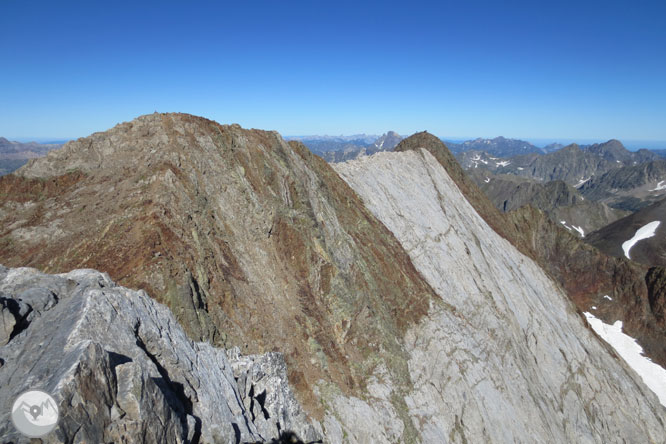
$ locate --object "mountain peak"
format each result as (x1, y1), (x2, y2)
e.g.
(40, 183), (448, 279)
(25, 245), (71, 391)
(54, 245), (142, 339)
(583, 139), (632, 162)
(17, 113), (258, 178)
(369, 130), (402, 152)
(395, 131), (442, 151)
(561, 143), (582, 152)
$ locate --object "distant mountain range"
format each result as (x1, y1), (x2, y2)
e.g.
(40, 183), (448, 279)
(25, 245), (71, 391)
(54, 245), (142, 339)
(458, 137), (666, 263)
(0, 137), (62, 175)
(1, 115), (665, 441)
(579, 159), (666, 212)
(445, 136), (556, 157)
(457, 140), (658, 185)
(286, 135), (376, 154)
(467, 169), (628, 235)
(295, 131), (403, 162)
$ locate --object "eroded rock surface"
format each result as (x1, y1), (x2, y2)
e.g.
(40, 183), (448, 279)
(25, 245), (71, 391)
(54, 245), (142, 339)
(0, 265), (319, 443)
(0, 113), (434, 424)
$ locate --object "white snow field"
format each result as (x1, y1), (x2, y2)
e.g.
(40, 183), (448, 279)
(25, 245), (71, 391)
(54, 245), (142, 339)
(621, 221), (661, 259)
(584, 312), (666, 407)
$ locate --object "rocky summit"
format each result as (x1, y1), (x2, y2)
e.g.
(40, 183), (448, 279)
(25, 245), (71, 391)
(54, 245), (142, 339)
(0, 266), (318, 443)
(0, 114), (665, 442)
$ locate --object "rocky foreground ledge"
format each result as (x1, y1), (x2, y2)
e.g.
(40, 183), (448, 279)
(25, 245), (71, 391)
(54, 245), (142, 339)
(0, 265), (321, 443)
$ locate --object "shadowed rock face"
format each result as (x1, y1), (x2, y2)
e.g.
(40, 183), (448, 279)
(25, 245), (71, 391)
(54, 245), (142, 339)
(466, 171), (628, 234)
(0, 113), (435, 431)
(0, 266), (319, 443)
(586, 197), (666, 267)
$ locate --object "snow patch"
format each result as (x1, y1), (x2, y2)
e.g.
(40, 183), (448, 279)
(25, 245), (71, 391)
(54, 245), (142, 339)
(560, 220), (572, 232)
(484, 177), (490, 183)
(603, 295), (613, 301)
(622, 221), (661, 259)
(495, 161), (510, 167)
(572, 225), (585, 237)
(649, 181), (666, 192)
(584, 312), (666, 407)
(574, 178), (590, 188)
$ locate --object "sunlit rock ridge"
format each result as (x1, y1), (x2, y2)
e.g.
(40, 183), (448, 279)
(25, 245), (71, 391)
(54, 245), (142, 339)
(0, 114), (664, 442)
(334, 147), (665, 442)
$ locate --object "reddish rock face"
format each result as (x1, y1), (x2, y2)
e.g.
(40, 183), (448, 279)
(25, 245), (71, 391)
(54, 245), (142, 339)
(0, 113), (435, 420)
(1, 118), (665, 442)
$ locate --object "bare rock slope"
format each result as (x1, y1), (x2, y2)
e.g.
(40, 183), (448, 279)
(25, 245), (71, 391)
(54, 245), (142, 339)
(0, 113), (436, 439)
(2, 115), (666, 442)
(334, 149), (665, 442)
(396, 132), (666, 371)
(0, 266), (319, 443)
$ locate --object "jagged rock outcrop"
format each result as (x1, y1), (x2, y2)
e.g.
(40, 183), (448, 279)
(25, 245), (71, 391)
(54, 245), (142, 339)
(579, 159), (666, 211)
(0, 265), (319, 443)
(466, 171), (628, 234)
(334, 149), (666, 442)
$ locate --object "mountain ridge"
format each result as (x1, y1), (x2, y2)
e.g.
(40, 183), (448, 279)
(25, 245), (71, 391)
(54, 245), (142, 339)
(0, 137), (62, 176)
(457, 139), (659, 186)
(393, 132), (666, 370)
(1, 113), (436, 433)
(1, 115), (665, 442)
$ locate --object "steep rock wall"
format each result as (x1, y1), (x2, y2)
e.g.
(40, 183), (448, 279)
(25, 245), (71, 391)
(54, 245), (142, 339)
(334, 149), (666, 443)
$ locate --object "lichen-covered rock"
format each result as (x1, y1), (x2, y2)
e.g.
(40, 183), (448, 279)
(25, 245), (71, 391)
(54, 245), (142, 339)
(0, 265), (319, 443)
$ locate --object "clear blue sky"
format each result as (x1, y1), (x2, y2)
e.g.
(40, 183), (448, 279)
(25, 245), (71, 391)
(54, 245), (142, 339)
(1, 0), (665, 144)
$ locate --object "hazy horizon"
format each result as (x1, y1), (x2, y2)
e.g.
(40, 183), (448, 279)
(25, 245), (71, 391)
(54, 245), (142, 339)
(10, 131), (666, 152)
